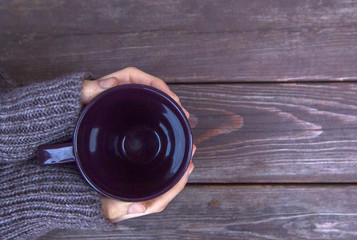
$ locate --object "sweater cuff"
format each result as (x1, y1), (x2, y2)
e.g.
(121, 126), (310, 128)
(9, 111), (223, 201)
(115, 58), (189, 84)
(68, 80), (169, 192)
(0, 159), (116, 240)
(0, 73), (92, 163)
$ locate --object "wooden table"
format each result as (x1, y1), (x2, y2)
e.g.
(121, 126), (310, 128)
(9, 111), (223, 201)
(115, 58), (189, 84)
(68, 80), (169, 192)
(2, 1), (357, 239)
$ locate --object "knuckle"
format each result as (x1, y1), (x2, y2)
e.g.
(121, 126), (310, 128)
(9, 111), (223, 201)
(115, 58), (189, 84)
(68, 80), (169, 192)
(125, 66), (138, 72)
(156, 203), (169, 213)
(103, 206), (117, 219)
(156, 207), (165, 213)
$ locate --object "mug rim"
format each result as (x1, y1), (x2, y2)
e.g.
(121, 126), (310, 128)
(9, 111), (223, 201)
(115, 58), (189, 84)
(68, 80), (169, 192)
(73, 84), (193, 202)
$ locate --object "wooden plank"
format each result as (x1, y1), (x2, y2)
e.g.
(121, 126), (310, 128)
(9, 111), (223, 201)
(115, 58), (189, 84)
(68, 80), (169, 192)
(1, 0), (357, 35)
(169, 83), (357, 183)
(2, 29), (357, 85)
(40, 185), (357, 240)
(1, 1), (357, 83)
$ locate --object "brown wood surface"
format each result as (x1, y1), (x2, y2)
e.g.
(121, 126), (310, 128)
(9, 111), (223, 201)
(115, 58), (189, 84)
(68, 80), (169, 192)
(171, 84), (357, 183)
(40, 185), (357, 240)
(2, 0), (357, 239)
(1, 0), (357, 84)
(3, 0), (357, 34)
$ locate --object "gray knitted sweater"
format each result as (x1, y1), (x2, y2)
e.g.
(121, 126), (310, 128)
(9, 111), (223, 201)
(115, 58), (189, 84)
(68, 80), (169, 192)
(0, 71), (115, 239)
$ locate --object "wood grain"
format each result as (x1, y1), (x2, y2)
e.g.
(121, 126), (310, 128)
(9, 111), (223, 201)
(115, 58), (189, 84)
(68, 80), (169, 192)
(169, 84), (357, 183)
(1, 0), (357, 83)
(3, 1), (357, 240)
(40, 185), (357, 240)
(2, 0), (357, 35)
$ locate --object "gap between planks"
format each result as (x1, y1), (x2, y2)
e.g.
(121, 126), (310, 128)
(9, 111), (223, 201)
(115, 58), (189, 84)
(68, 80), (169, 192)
(187, 183), (357, 187)
(168, 79), (357, 85)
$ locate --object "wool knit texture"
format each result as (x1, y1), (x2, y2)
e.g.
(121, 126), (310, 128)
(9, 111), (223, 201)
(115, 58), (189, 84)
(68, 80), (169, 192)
(0, 72), (115, 240)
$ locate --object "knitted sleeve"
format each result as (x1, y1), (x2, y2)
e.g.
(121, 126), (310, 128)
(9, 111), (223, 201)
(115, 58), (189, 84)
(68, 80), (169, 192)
(0, 73), (115, 239)
(0, 160), (115, 240)
(0, 73), (89, 163)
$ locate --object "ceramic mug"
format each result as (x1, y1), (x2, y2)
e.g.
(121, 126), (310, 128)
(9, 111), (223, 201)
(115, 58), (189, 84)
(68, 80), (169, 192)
(38, 84), (192, 202)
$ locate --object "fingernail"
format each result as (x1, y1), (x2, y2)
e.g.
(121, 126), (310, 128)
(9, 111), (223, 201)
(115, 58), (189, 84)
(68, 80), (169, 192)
(127, 203), (146, 214)
(193, 146), (197, 156)
(98, 78), (116, 88)
(171, 92), (179, 100)
(182, 107), (190, 118)
(188, 164), (194, 175)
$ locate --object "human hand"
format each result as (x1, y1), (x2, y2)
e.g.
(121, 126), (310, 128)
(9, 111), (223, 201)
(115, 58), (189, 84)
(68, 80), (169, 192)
(81, 67), (195, 222)
(102, 148), (195, 222)
(81, 67), (189, 118)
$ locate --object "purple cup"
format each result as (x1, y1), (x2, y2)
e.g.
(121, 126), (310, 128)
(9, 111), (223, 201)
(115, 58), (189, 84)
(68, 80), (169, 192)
(38, 84), (192, 202)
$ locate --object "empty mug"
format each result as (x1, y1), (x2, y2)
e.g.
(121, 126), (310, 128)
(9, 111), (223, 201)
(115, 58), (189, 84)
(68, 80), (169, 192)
(38, 84), (192, 202)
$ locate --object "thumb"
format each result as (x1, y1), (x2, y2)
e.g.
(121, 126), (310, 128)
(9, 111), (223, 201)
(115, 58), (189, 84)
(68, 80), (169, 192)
(98, 77), (118, 89)
(81, 77), (119, 104)
(127, 203), (147, 214)
(102, 198), (148, 222)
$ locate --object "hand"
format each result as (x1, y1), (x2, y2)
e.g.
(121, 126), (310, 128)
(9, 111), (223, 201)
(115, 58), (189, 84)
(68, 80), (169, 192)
(102, 148), (195, 222)
(81, 67), (189, 118)
(81, 67), (196, 222)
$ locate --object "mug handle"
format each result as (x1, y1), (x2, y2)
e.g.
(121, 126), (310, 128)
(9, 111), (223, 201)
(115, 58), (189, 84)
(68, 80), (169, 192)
(38, 142), (75, 165)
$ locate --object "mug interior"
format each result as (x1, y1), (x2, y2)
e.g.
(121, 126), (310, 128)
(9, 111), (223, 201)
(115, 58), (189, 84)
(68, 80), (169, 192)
(74, 84), (192, 201)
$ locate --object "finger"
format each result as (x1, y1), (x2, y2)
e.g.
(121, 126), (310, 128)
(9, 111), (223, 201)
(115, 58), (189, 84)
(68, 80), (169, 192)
(97, 77), (120, 89)
(141, 147), (196, 214)
(99, 67), (181, 106)
(103, 145), (197, 223)
(99, 68), (190, 119)
(104, 146), (196, 222)
(108, 149), (196, 222)
(191, 145), (197, 162)
(145, 162), (194, 213)
(111, 162), (195, 223)
(102, 197), (132, 220)
(182, 107), (190, 119)
(164, 90), (189, 119)
(81, 77), (120, 104)
(111, 164), (194, 222)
